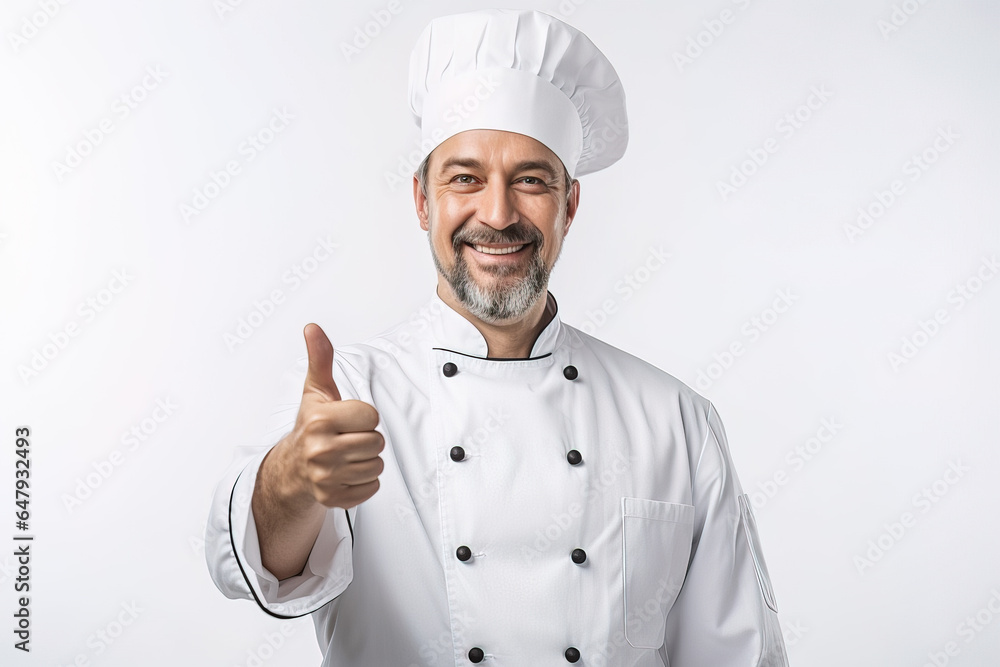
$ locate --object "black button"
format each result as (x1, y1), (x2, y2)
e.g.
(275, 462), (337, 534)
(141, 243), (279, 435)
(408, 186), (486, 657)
(443, 362), (458, 377)
(469, 647), (485, 663)
(563, 365), (578, 380)
(456, 545), (472, 562)
(566, 449), (583, 466)
(571, 548), (587, 564)
(450, 446), (466, 462)
(565, 647), (581, 662)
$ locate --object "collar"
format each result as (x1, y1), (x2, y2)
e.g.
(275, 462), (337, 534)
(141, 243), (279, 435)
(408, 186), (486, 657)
(428, 287), (563, 359)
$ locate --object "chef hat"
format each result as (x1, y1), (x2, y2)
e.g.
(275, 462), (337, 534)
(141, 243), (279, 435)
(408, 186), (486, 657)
(408, 8), (628, 178)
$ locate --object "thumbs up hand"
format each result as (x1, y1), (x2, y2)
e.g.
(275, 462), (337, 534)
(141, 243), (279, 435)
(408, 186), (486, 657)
(273, 323), (385, 510)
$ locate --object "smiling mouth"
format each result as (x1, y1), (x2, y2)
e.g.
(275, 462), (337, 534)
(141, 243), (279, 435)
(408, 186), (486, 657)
(466, 242), (528, 255)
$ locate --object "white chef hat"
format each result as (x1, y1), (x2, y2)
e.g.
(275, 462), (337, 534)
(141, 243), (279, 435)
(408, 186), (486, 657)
(408, 8), (628, 178)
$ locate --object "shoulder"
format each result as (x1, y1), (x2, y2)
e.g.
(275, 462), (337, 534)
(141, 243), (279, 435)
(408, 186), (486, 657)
(331, 309), (437, 383)
(565, 324), (705, 398)
(563, 322), (713, 419)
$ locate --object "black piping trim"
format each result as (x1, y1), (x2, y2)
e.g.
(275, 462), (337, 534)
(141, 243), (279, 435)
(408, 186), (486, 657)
(432, 347), (553, 362)
(430, 291), (560, 362)
(228, 467), (353, 619)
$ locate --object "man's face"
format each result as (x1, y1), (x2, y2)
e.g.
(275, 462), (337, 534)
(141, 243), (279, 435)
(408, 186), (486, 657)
(414, 129), (580, 323)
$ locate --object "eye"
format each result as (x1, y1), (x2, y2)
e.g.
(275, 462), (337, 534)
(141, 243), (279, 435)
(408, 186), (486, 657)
(452, 174), (477, 184)
(516, 176), (550, 192)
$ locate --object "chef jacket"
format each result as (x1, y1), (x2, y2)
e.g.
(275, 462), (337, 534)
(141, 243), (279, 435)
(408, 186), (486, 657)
(206, 289), (790, 666)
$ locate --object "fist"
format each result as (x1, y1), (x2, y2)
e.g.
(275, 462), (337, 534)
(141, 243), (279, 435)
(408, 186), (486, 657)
(281, 323), (384, 509)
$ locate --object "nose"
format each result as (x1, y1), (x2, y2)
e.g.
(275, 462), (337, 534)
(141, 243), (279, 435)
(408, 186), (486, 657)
(476, 180), (519, 229)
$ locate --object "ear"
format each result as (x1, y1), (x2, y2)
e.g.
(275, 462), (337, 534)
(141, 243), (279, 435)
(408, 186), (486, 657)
(414, 174), (430, 231)
(562, 179), (580, 237)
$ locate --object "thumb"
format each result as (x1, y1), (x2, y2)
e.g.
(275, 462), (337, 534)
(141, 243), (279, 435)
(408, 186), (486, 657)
(303, 323), (341, 401)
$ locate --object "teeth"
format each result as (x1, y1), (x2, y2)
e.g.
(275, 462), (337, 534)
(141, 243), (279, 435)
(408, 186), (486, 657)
(472, 244), (525, 255)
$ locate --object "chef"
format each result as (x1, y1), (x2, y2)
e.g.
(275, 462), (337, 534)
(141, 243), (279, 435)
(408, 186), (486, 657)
(206, 8), (790, 666)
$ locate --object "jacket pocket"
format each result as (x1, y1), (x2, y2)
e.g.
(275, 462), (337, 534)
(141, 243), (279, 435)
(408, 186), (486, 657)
(622, 497), (694, 649)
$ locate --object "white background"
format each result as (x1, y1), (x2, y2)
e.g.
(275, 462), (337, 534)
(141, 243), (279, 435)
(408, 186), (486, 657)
(2, 0), (998, 665)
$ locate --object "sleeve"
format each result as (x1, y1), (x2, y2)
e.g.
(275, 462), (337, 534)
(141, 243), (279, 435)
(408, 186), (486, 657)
(661, 402), (790, 666)
(203, 353), (359, 618)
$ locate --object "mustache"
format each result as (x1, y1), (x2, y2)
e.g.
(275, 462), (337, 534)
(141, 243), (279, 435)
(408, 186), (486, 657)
(452, 222), (543, 248)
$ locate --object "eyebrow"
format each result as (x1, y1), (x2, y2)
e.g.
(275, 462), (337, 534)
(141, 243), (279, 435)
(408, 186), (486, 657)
(437, 157), (561, 180)
(514, 160), (560, 180)
(438, 157), (485, 173)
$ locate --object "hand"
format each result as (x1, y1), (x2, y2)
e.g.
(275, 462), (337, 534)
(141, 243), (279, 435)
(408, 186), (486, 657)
(275, 323), (384, 510)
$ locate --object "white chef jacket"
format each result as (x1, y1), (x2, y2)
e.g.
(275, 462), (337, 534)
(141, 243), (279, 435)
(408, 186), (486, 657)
(206, 290), (789, 666)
